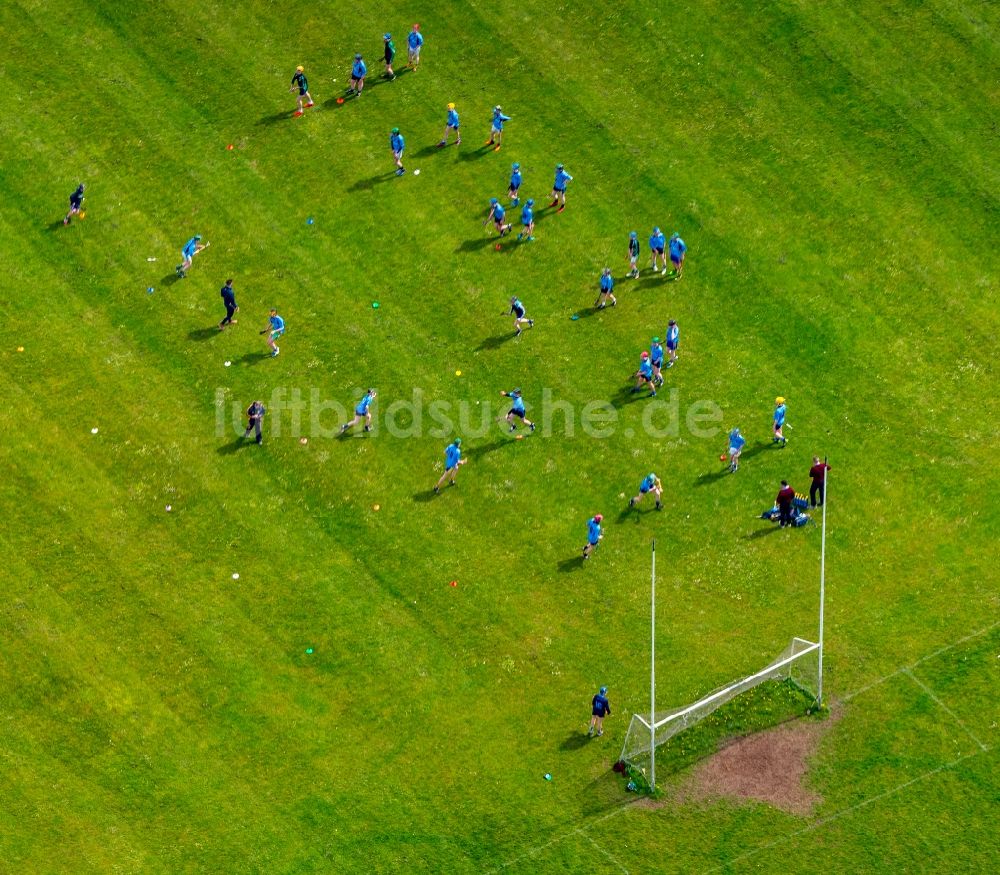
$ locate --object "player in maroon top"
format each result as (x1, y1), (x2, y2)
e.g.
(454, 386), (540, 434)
(776, 480), (796, 527)
(809, 457), (830, 507)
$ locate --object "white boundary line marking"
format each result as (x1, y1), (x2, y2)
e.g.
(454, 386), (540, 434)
(489, 621), (999, 873)
(703, 749), (987, 873)
(486, 801), (642, 874)
(903, 669), (989, 752)
(577, 829), (630, 874)
(841, 620), (999, 703)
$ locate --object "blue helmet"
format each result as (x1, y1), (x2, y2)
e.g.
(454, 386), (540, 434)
(629, 231), (637, 238)
(526, 198), (534, 207)
(512, 162), (520, 171)
(599, 686), (607, 695)
(490, 197), (498, 205)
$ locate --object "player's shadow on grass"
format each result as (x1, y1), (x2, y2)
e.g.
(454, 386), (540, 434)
(412, 488), (439, 502)
(693, 468), (733, 487)
(257, 111), (292, 127)
(160, 272), (184, 288)
(572, 306), (604, 320)
(411, 143), (443, 159)
(559, 732), (590, 751)
(456, 236), (500, 253)
(557, 555), (585, 573)
(217, 437), (254, 455)
(234, 351), (272, 366)
(349, 173), (397, 192)
(475, 332), (517, 351)
(609, 386), (653, 409)
(459, 144), (494, 162)
(46, 220), (68, 232)
(744, 525), (782, 540)
(465, 439), (512, 460)
(188, 327), (219, 342)
(615, 505), (657, 524)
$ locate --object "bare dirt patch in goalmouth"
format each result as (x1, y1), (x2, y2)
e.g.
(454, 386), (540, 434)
(683, 712), (839, 815)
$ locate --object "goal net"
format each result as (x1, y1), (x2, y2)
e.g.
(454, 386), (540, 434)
(620, 637), (820, 775)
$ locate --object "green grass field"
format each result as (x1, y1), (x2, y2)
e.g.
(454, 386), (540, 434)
(2, 0), (998, 871)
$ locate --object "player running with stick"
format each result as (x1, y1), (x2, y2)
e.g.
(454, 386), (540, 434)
(629, 473), (663, 511)
(434, 438), (466, 493)
(484, 198), (512, 237)
(341, 389), (377, 433)
(176, 235), (208, 278)
(486, 105), (511, 151)
(549, 164), (573, 211)
(582, 514), (604, 560)
(260, 308), (285, 357)
(508, 296), (534, 335)
(63, 183), (85, 225)
(500, 388), (536, 433)
(665, 319), (679, 367)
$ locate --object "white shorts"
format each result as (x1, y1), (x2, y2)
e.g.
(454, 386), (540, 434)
(729, 446), (741, 456)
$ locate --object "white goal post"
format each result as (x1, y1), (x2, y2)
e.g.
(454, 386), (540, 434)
(620, 637), (821, 775)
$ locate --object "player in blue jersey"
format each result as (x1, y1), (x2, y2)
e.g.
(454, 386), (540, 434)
(649, 337), (665, 386)
(508, 163), (522, 205)
(582, 514), (604, 560)
(261, 308), (285, 357)
(549, 164), (573, 212)
(595, 268), (617, 308)
(727, 427), (746, 473)
(501, 388), (536, 433)
(176, 234), (208, 278)
(629, 473), (663, 511)
(627, 231), (640, 278)
(516, 199), (535, 241)
(407, 24), (424, 69)
(390, 127), (406, 176)
(289, 66), (314, 117)
(509, 296), (534, 335)
(665, 319), (679, 367)
(63, 183), (85, 225)
(438, 102), (460, 147)
(487, 105), (511, 151)
(669, 232), (687, 279)
(649, 227), (667, 274)
(484, 198), (512, 236)
(348, 53), (367, 96)
(632, 351), (656, 396)
(341, 389), (377, 433)
(773, 397), (787, 446)
(434, 438), (466, 493)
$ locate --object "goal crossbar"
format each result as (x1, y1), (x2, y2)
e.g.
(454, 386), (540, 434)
(620, 637), (820, 769)
(650, 637), (818, 732)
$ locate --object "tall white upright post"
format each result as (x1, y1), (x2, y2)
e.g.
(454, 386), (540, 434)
(817, 458), (828, 704)
(650, 539), (656, 791)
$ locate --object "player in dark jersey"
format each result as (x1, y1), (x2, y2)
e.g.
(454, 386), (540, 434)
(289, 66), (314, 117)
